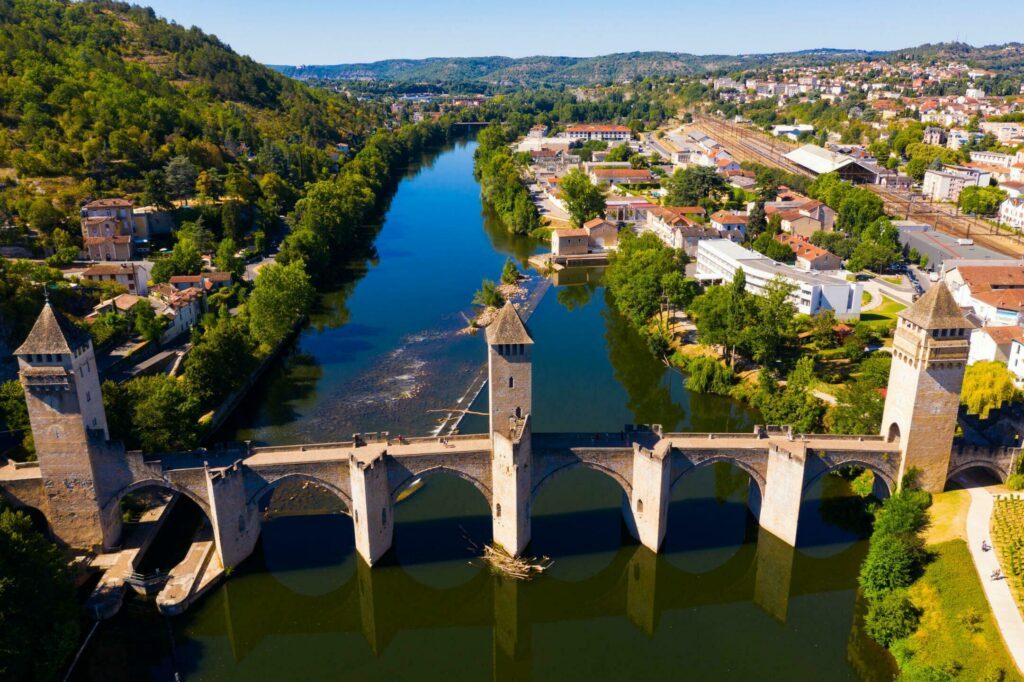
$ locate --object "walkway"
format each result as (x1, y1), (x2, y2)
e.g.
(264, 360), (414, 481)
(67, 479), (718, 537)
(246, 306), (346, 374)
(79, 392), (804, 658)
(959, 474), (1024, 674)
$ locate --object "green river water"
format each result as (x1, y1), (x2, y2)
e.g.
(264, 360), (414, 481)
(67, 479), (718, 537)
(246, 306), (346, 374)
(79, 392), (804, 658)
(72, 138), (896, 681)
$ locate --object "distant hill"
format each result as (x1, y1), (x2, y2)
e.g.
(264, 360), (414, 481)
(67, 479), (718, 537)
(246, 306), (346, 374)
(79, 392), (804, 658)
(270, 43), (1024, 86)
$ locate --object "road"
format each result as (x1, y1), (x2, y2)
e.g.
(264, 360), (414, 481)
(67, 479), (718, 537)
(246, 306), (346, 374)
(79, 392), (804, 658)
(689, 114), (1024, 259)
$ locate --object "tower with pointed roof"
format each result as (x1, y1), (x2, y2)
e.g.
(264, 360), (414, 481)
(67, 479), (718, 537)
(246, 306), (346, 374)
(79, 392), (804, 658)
(15, 299), (117, 549)
(881, 283), (973, 492)
(485, 302), (533, 435)
(486, 301), (534, 555)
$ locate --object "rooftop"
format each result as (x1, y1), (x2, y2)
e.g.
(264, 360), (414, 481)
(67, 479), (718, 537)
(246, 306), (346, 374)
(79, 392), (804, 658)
(15, 301), (92, 356)
(486, 302), (533, 345)
(901, 282), (973, 329)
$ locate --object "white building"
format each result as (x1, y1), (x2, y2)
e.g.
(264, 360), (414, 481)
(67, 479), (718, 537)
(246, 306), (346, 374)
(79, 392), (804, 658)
(945, 264), (1024, 326)
(968, 326), (1022, 365)
(922, 166), (991, 202)
(999, 197), (1024, 230)
(694, 239), (863, 320)
(565, 124), (631, 143)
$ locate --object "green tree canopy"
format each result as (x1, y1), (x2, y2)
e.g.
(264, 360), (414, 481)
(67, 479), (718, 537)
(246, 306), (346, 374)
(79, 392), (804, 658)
(560, 169), (606, 228)
(247, 260), (316, 351)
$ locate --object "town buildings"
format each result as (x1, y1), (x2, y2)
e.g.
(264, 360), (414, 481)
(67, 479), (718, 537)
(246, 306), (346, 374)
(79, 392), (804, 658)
(775, 234), (842, 271)
(80, 198), (136, 261)
(565, 124), (631, 143)
(922, 166), (991, 202)
(79, 263), (150, 296)
(695, 239), (862, 319)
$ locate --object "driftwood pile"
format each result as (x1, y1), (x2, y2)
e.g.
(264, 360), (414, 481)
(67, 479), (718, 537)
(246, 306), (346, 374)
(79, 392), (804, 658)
(481, 543), (553, 580)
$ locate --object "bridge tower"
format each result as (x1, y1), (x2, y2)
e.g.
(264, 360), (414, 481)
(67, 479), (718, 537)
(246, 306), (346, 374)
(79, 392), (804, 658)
(881, 283), (972, 492)
(14, 299), (121, 550)
(487, 302), (533, 555)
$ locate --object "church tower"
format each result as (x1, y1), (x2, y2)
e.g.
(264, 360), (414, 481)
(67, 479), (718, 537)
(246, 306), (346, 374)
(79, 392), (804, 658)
(486, 302), (533, 435)
(881, 283), (972, 492)
(15, 298), (118, 549)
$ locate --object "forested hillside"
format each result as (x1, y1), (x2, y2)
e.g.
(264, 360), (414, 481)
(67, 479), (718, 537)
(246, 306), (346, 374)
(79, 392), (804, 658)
(273, 43), (1024, 87)
(0, 0), (384, 227)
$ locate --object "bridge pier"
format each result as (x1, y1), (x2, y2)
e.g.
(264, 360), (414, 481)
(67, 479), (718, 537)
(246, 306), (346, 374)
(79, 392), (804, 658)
(626, 545), (660, 636)
(758, 442), (807, 546)
(752, 526), (795, 623)
(206, 461), (261, 570)
(491, 416), (532, 556)
(629, 440), (671, 553)
(492, 576), (531, 682)
(350, 446), (393, 566)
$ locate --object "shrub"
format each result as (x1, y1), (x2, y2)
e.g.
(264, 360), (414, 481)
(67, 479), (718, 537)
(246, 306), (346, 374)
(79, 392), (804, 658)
(859, 533), (926, 599)
(851, 469), (876, 498)
(1006, 474), (1024, 491)
(872, 488), (932, 538)
(865, 590), (921, 646)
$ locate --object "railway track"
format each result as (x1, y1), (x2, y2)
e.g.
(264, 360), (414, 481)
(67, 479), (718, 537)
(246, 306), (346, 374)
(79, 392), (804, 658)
(689, 114), (1024, 258)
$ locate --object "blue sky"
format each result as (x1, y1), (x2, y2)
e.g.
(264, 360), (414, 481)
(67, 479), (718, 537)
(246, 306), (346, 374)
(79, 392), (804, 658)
(141, 0), (1024, 65)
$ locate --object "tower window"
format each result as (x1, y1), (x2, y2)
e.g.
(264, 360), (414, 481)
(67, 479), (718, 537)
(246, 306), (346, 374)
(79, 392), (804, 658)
(86, 391), (91, 403)
(509, 376), (514, 388)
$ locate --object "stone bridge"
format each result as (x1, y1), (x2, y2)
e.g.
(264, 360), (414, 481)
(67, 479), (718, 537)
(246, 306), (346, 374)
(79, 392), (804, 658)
(1, 294), (1021, 588)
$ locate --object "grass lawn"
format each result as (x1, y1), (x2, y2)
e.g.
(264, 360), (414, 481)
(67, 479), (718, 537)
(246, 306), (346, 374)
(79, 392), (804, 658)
(860, 296), (906, 330)
(903, 540), (1022, 680)
(862, 289), (873, 306)
(924, 489), (970, 545)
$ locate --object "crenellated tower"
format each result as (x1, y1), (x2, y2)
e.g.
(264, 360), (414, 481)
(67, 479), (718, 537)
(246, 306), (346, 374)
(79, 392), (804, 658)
(486, 302), (533, 436)
(15, 299), (120, 549)
(881, 283), (972, 492)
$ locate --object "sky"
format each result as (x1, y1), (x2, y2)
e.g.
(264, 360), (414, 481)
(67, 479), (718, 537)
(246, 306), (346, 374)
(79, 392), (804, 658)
(139, 0), (1024, 66)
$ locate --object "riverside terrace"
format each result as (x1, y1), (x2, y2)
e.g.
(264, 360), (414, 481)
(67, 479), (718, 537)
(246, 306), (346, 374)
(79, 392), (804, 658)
(0, 291), (1019, 614)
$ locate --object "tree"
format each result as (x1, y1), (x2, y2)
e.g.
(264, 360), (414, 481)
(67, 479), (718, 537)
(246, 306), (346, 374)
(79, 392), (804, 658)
(961, 360), (1019, 419)
(215, 238), (244, 279)
(662, 270), (700, 310)
(26, 198), (63, 233)
(473, 279), (505, 308)
(664, 166), (727, 206)
(150, 237), (203, 283)
(140, 170), (173, 209)
(959, 185), (1006, 216)
(604, 145), (631, 162)
(747, 202), (767, 238)
(165, 155), (198, 204)
(858, 533), (925, 599)
(827, 378), (885, 434)
(46, 227), (78, 267)
(220, 200), (243, 242)
(752, 232), (795, 263)
(119, 375), (201, 452)
(195, 168), (224, 200)
(0, 380), (33, 458)
(132, 301), (167, 344)
(0, 506), (80, 681)
(747, 277), (797, 364)
(501, 259), (520, 285)
(184, 317), (258, 406)
(247, 260), (315, 350)
(560, 169), (606, 228)
(691, 269), (754, 366)
(225, 166), (259, 204)
(865, 591), (921, 647)
(605, 231), (689, 329)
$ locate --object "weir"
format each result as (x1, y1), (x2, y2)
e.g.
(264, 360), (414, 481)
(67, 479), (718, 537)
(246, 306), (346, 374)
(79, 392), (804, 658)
(1, 286), (1020, 615)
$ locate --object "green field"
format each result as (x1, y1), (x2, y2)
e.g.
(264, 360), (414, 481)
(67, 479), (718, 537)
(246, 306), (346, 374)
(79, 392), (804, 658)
(860, 296), (906, 330)
(901, 540), (1021, 680)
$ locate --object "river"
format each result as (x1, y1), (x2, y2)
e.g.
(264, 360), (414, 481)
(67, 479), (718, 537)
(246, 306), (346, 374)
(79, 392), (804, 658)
(72, 138), (896, 681)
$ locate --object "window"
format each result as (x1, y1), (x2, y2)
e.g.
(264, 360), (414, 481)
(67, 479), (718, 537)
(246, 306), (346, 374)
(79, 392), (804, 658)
(508, 377), (514, 389)
(496, 503), (502, 518)
(381, 508), (387, 526)
(85, 391), (91, 403)
(637, 499), (644, 513)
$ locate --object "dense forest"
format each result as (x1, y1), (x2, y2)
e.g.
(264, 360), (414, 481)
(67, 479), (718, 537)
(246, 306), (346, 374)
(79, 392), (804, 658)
(0, 0), (385, 231)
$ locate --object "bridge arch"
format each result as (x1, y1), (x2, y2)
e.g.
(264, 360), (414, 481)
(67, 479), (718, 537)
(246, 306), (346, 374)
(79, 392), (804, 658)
(105, 477), (213, 520)
(945, 461), (1008, 486)
(390, 466), (492, 506)
(669, 456), (766, 500)
(248, 473), (352, 510)
(531, 460), (633, 500)
(802, 459), (896, 497)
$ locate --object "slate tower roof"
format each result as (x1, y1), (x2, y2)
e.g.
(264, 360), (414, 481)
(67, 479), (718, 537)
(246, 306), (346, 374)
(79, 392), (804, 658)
(900, 282), (974, 330)
(15, 301), (91, 356)
(486, 302), (533, 345)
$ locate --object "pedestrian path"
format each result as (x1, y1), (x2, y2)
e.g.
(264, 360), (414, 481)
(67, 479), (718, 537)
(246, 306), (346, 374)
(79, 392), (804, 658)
(960, 476), (1024, 674)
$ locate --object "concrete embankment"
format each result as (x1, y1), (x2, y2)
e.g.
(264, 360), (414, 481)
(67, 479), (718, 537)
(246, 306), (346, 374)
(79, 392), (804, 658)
(85, 494), (178, 620)
(156, 524), (223, 616)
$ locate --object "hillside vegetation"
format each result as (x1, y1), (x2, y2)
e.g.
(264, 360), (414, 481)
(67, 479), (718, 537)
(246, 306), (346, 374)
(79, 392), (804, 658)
(272, 43), (1024, 86)
(0, 0), (384, 227)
